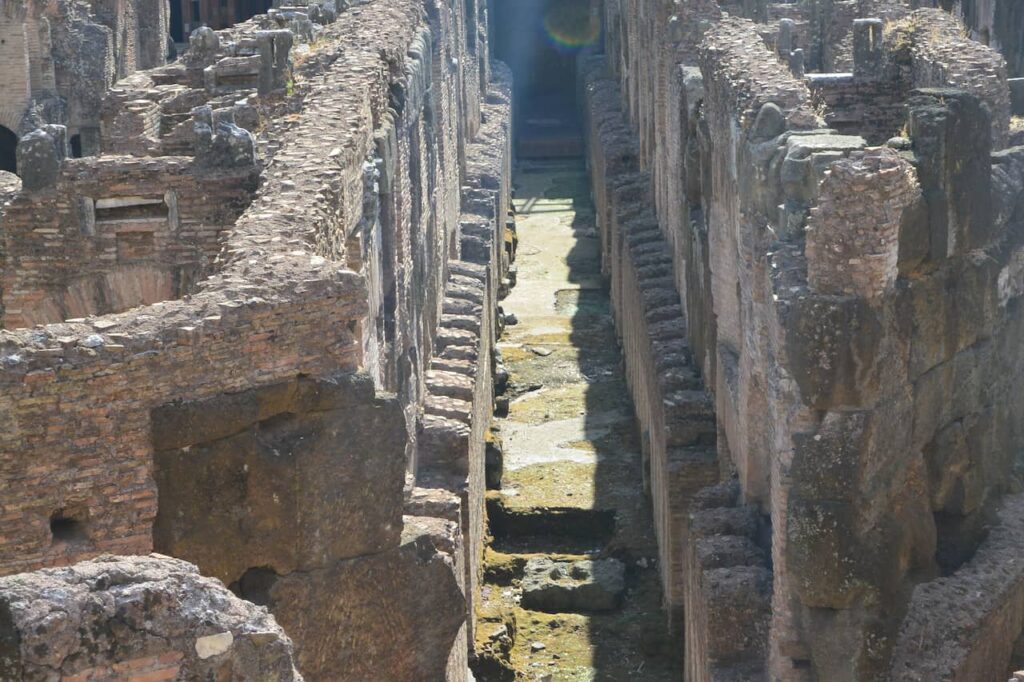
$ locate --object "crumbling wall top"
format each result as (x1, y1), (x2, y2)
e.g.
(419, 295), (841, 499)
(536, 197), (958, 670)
(888, 8), (1011, 147)
(699, 16), (820, 131)
(0, 0), (431, 361)
(891, 494), (1024, 681)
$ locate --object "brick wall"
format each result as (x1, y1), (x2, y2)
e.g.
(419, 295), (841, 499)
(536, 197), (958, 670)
(1, 0), (512, 678)
(580, 51), (718, 626)
(889, 8), (1011, 147)
(1, 157), (257, 328)
(0, 0), (167, 144)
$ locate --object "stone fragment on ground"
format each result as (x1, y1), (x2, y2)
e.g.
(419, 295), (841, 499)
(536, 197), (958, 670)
(521, 556), (625, 613)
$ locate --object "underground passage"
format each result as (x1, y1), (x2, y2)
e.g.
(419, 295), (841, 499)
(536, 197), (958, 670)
(3, 0), (1024, 681)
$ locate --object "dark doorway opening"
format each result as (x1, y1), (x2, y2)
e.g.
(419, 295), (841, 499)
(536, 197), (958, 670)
(170, 0), (271, 38)
(236, 0), (271, 25)
(489, 0), (598, 158)
(70, 134), (82, 158)
(229, 566), (280, 606)
(170, 0), (184, 42)
(0, 126), (17, 174)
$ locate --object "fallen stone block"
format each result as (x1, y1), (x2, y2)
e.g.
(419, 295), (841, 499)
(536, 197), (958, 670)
(520, 557), (625, 613)
(0, 554), (302, 681)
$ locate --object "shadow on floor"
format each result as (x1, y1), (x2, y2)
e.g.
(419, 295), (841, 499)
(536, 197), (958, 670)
(475, 158), (682, 681)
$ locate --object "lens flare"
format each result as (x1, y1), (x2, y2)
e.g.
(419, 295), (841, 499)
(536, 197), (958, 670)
(542, 0), (600, 51)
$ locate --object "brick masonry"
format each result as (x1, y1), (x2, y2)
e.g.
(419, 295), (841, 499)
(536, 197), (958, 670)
(0, 0), (510, 679)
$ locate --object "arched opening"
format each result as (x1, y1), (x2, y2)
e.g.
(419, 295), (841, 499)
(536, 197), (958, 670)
(0, 126), (17, 174)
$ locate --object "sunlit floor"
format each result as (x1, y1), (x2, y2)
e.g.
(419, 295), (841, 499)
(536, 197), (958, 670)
(474, 160), (682, 681)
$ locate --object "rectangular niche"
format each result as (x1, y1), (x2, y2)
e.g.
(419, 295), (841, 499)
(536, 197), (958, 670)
(89, 192), (180, 264)
(93, 194), (175, 226)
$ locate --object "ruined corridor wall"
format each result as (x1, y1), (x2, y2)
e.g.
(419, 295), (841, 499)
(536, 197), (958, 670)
(587, 0), (1024, 680)
(0, 0), (511, 679)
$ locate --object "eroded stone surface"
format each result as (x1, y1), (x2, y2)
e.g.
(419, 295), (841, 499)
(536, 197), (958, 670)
(521, 557), (626, 613)
(0, 554), (302, 681)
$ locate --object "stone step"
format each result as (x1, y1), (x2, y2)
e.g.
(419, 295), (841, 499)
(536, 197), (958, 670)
(426, 369), (474, 402)
(486, 493), (617, 555)
(424, 395), (473, 423)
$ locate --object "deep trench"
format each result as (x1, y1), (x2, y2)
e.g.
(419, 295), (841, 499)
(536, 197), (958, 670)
(474, 157), (682, 681)
(472, 6), (684, 679)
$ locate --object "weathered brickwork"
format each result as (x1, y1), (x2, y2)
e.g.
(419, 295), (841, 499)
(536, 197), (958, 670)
(940, 0), (1024, 78)
(888, 8), (1011, 147)
(1, 0), (510, 679)
(1, 156), (258, 328)
(4, 0), (1023, 679)
(805, 147), (920, 299)
(580, 52), (718, 626)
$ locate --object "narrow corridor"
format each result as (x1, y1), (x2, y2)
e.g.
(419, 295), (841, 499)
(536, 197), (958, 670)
(474, 160), (682, 681)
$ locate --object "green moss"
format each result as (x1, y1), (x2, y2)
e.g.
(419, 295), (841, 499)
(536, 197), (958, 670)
(506, 380), (630, 423)
(478, 163), (681, 680)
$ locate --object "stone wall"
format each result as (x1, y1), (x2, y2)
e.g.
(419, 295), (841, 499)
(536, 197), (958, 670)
(946, 0), (1024, 78)
(580, 52), (718, 626)
(888, 8), (1011, 148)
(0, 554), (303, 681)
(587, 1), (1024, 680)
(891, 494), (1024, 682)
(1, 155), (258, 328)
(0, 3), (32, 135)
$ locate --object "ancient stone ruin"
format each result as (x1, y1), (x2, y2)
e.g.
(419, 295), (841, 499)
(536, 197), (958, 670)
(1, 0), (1024, 680)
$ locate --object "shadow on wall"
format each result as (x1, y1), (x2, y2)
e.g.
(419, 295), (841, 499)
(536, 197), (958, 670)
(565, 167), (683, 680)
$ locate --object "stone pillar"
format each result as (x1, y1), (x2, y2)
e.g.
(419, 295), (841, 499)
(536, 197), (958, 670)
(184, 26), (220, 86)
(15, 125), (66, 191)
(790, 48), (806, 79)
(905, 88), (993, 263)
(778, 18), (796, 58)
(256, 29), (294, 96)
(806, 148), (920, 300)
(853, 18), (884, 79)
(193, 105), (257, 169)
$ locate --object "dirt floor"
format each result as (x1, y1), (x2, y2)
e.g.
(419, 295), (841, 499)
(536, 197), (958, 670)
(472, 160), (683, 681)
